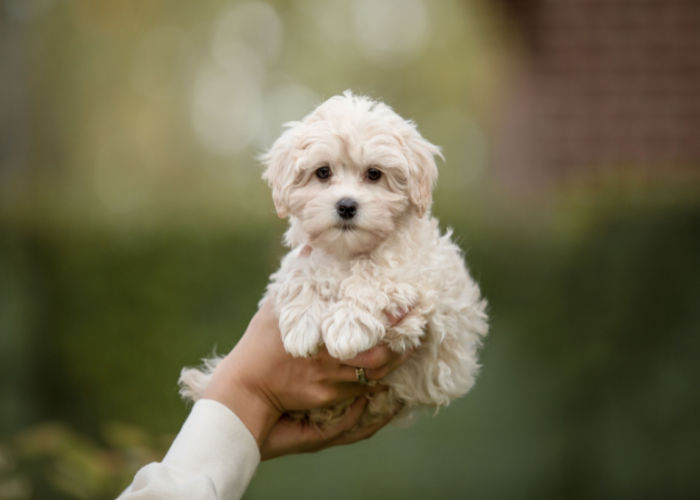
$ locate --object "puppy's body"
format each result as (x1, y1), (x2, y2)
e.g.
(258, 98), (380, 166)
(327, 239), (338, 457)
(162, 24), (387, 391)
(271, 215), (487, 423)
(180, 92), (488, 425)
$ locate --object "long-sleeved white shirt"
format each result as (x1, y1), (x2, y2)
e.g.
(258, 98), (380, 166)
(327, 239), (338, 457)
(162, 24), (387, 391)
(117, 399), (260, 500)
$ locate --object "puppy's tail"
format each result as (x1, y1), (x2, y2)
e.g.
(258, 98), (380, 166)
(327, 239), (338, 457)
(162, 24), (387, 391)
(178, 356), (223, 402)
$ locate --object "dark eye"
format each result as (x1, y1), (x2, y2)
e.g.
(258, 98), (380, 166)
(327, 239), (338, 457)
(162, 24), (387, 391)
(315, 166), (331, 180)
(366, 167), (382, 181)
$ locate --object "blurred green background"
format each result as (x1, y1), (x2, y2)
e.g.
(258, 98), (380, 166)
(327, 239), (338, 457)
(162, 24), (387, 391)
(1, 0), (699, 499)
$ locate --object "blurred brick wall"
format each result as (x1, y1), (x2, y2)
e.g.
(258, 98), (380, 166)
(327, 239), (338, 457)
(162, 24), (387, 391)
(495, 0), (700, 189)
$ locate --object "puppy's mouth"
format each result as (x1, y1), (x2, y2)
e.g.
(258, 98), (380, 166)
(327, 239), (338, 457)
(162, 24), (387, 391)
(336, 222), (357, 231)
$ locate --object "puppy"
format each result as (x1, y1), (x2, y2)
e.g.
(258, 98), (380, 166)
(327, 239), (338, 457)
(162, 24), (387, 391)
(180, 91), (488, 425)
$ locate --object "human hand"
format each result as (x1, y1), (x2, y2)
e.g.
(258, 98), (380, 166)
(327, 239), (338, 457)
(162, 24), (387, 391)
(260, 343), (413, 460)
(202, 301), (412, 454)
(259, 394), (400, 460)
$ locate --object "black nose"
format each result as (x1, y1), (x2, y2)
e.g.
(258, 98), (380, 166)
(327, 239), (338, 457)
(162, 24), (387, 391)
(336, 198), (358, 220)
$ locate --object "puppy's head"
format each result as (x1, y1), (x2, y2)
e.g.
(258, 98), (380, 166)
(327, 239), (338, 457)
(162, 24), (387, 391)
(261, 91), (441, 256)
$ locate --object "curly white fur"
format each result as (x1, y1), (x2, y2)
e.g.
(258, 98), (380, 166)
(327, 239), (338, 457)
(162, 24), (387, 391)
(180, 91), (488, 426)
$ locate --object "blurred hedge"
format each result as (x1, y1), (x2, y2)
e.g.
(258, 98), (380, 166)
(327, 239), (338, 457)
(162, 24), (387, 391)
(1, 196), (699, 499)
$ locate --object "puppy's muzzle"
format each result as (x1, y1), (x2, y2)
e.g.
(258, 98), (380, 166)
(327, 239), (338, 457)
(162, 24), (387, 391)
(336, 198), (358, 220)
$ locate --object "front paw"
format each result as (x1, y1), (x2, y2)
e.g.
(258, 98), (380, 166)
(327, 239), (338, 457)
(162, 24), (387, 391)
(322, 306), (385, 360)
(279, 306), (321, 357)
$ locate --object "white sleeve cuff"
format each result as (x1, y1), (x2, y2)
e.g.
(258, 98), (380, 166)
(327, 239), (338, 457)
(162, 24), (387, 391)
(117, 399), (260, 500)
(161, 399), (261, 499)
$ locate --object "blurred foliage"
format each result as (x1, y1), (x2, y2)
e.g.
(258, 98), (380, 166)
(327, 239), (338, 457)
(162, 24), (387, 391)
(1, 0), (699, 499)
(0, 420), (169, 499)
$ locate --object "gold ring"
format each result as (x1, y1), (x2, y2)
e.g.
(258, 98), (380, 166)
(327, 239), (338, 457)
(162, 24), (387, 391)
(355, 367), (369, 384)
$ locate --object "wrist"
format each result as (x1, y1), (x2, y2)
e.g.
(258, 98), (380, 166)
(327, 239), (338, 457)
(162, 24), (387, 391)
(203, 355), (282, 447)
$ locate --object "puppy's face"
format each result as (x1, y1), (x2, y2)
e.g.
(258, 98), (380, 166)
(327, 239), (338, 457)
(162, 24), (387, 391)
(261, 92), (441, 256)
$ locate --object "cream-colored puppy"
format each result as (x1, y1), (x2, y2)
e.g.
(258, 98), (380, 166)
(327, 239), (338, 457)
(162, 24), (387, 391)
(180, 91), (488, 425)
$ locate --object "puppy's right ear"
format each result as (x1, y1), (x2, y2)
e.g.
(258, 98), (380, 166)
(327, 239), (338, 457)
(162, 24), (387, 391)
(260, 123), (301, 218)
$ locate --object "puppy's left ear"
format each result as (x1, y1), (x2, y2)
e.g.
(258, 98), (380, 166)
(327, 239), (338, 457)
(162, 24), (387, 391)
(403, 126), (442, 218)
(259, 123), (301, 218)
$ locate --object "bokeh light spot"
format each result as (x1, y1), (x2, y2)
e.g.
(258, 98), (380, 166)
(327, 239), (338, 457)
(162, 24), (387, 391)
(353, 0), (429, 66)
(257, 83), (320, 149)
(191, 52), (264, 156)
(212, 1), (283, 65)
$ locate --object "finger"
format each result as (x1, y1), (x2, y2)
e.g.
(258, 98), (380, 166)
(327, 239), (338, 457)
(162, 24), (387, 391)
(345, 344), (393, 371)
(333, 364), (376, 384)
(364, 347), (415, 381)
(328, 404), (399, 447)
(313, 345), (341, 366)
(327, 381), (385, 404)
(335, 345), (412, 383)
(320, 396), (368, 440)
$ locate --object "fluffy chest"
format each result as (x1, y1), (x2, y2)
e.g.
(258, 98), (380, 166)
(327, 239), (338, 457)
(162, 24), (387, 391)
(280, 252), (402, 304)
